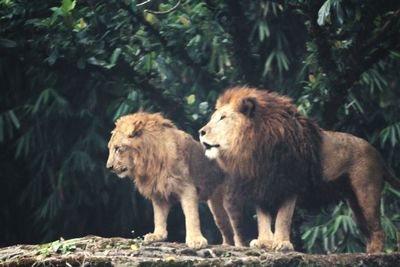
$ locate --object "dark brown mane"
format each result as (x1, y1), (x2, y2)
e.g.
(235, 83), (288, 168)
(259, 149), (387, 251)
(217, 87), (323, 210)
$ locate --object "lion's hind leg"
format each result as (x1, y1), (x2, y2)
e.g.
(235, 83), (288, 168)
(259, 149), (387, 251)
(347, 167), (384, 253)
(208, 186), (234, 245)
(223, 191), (247, 247)
(346, 193), (384, 253)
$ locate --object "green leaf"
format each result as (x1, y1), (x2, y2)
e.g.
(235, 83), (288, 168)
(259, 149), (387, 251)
(61, 0), (76, 14)
(47, 49), (59, 66)
(390, 126), (397, 146)
(309, 227), (320, 247)
(8, 110), (20, 129)
(263, 52), (275, 76)
(199, 102), (208, 114)
(187, 94), (196, 105)
(335, 2), (344, 24)
(110, 48), (122, 65)
(0, 38), (17, 48)
(258, 21), (270, 42)
(318, 0), (333, 26)
(332, 215), (342, 233)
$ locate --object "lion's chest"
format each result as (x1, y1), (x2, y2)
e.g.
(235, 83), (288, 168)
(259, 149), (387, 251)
(134, 161), (190, 200)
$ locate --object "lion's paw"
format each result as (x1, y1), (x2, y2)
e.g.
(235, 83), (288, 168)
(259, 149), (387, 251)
(250, 239), (273, 249)
(272, 240), (294, 251)
(221, 235), (234, 246)
(233, 236), (246, 247)
(186, 235), (208, 249)
(222, 240), (235, 246)
(143, 232), (167, 242)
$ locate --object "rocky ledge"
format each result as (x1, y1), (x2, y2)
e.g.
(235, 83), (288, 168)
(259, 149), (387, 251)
(1, 236), (399, 266)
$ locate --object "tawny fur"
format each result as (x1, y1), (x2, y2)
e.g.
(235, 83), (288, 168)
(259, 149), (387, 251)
(107, 112), (234, 248)
(199, 86), (400, 253)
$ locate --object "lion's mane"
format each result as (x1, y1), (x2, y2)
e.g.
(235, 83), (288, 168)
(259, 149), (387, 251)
(217, 87), (323, 211)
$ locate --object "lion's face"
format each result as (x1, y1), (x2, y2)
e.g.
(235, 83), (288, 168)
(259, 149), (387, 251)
(106, 131), (136, 178)
(199, 105), (250, 160)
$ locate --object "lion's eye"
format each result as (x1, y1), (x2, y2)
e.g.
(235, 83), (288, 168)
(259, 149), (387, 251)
(220, 115), (226, 121)
(115, 146), (121, 153)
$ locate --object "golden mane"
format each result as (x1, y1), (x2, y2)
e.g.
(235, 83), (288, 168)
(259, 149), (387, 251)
(114, 112), (176, 137)
(110, 112), (186, 199)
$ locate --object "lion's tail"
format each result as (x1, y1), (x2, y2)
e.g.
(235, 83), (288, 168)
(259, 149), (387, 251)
(383, 164), (400, 190)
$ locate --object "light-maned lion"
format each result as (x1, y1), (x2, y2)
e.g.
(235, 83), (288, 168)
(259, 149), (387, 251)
(107, 112), (234, 248)
(199, 86), (400, 253)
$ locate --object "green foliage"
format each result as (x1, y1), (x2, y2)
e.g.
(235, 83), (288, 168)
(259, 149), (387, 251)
(1, 0), (399, 253)
(39, 238), (77, 256)
(302, 203), (361, 253)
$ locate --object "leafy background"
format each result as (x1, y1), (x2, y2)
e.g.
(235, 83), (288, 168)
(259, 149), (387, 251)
(1, 0), (400, 253)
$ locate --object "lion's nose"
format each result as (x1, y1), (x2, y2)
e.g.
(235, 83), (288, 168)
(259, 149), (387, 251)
(199, 129), (206, 137)
(106, 163), (113, 170)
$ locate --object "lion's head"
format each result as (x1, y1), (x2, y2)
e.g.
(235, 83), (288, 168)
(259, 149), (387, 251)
(198, 98), (254, 160)
(106, 129), (133, 178)
(106, 112), (176, 179)
(199, 86), (302, 177)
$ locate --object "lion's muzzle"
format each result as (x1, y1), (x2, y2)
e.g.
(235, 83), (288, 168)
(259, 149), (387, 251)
(201, 142), (220, 150)
(106, 160), (128, 177)
(199, 126), (221, 159)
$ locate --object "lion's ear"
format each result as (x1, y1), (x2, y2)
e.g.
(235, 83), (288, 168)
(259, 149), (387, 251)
(129, 129), (142, 138)
(239, 97), (257, 117)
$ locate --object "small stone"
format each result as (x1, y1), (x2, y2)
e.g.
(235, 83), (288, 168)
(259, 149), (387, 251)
(180, 248), (197, 256)
(197, 249), (216, 258)
(245, 250), (261, 256)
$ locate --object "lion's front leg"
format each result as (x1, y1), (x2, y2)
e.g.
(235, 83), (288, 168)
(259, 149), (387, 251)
(273, 195), (297, 251)
(144, 198), (171, 243)
(250, 206), (273, 249)
(180, 185), (208, 249)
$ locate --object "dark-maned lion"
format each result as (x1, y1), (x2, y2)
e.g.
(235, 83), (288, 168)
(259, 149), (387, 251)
(107, 112), (234, 248)
(199, 86), (400, 253)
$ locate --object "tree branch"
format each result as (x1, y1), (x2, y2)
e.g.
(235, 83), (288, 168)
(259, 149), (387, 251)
(136, 0), (152, 7)
(144, 0), (182, 15)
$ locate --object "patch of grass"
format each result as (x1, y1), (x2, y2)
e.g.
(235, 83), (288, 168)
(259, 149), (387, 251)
(38, 238), (77, 256)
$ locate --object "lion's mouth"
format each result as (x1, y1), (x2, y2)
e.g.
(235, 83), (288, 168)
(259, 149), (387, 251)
(120, 166), (128, 172)
(202, 142), (220, 150)
(114, 166), (128, 178)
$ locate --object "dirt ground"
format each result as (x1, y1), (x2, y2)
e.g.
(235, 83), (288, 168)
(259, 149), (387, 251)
(1, 236), (400, 267)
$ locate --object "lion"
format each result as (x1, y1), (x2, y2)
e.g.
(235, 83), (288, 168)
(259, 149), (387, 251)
(106, 112), (234, 249)
(199, 86), (400, 253)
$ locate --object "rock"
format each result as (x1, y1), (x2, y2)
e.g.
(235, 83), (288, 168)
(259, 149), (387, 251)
(1, 236), (399, 267)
